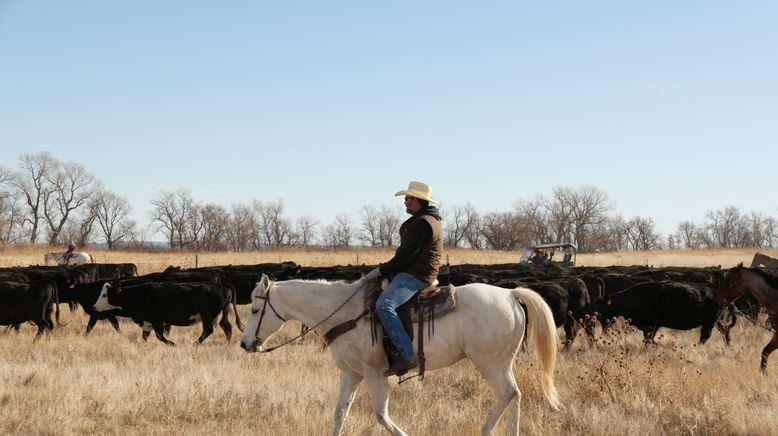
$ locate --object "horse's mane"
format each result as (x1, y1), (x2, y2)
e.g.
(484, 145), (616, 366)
(745, 266), (778, 289)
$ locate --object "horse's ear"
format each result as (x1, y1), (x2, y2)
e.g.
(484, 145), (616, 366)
(260, 274), (271, 289)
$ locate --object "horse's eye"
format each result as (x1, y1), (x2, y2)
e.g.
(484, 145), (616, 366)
(251, 309), (258, 314)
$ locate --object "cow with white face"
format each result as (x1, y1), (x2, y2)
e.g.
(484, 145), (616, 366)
(93, 281), (243, 346)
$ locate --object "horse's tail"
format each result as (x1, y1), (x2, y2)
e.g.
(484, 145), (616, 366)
(512, 287), (562, 411)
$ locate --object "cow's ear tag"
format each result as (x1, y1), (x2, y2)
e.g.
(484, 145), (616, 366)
(69, 283), (75, 288)
(117, 287), (123, 294)
(607, 299), (612, 305)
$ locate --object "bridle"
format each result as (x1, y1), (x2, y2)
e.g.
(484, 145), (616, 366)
(248, 278), (367, 353)
(250, 283), (287, 349)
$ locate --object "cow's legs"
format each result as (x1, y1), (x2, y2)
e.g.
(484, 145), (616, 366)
(760, 331), (778, 374)
(33, 319), (48, 341)
(563, 317), (578, 350)
(85, 316), (98, 334)
(153, 323), (176, 346)
(197, 315), (216, 343)
(699, 316), (716, 344)
(108, 316), (121, 332)
(715, 308), (735, 345)
(363, 370), (405, 436)
(218, 310), (233, 342)
(332, 369), (363, 436)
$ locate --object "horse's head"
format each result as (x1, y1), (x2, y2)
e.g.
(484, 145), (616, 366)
(240, 274), (286, 353)
(715, 263), (747, 307)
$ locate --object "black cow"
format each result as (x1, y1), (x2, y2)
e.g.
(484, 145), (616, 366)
(597, 281), (723, 345)
(93, 281), (241, 346)
(0, 280), (60, 339)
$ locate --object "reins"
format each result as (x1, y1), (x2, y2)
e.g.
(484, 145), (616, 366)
(730, 305), (775, 332)
(253, 280), (366, 353)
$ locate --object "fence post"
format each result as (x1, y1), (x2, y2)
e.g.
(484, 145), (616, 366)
(195, 255), (199, 268)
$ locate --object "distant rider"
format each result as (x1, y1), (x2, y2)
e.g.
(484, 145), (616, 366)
(64, 241), (76, 262)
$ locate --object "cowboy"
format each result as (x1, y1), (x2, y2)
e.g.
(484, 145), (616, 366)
(64, 241), (76, 262)
(530, 249), (546, 265)
(365, 181), (443, 376)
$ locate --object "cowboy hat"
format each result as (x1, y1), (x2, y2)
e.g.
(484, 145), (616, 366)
(394, 181), (437, 203)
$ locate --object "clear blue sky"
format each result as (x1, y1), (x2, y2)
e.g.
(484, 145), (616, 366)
(1, 1), (776, 237)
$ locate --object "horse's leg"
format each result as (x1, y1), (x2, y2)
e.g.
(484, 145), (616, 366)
(363, 371), (406, 436)
(760, 331), (778, 374)
(331, 369), (363, 436)
(471, 357), (521, 436)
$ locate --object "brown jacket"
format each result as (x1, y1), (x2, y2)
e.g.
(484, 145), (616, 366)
(379, 206), (443, 285)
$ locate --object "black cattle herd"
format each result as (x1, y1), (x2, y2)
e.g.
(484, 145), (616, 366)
(0, 259), (768, 351)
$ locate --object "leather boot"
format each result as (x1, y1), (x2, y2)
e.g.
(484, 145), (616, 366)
(384, 355), (418, 376)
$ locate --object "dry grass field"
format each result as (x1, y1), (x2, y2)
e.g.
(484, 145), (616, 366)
(1, 246), (777, 435)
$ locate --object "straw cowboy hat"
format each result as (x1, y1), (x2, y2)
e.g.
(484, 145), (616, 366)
(394, 181), (437, 203)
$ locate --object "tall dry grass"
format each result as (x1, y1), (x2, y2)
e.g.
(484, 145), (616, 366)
(1, 246), (777, 435)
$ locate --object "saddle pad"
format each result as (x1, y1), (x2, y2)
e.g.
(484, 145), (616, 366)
(365, 283), (457, 322)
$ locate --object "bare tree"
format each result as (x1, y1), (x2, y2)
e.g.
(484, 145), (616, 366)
(745, 211), (776, 249)
(479, 211), (530, 250)
(92, 190), (133, 250)
(359, 205), (381, 246)
(127, 222), (152, 250)
(625, 216), (661, 250)
(196, 203), (230, 251)
(676, 221), (705, 249)
(12, 152), (59, 243)
(377, 205), (402, 247)
(254, 199), (292, 248)
(0, 165), (24, 244)
(568, 185), (612, 252)
(515, 197), (552, 245)
(603, 215), (629, 251)
(321, 213), (354, 248)
(60, 209), (98, 248)
(41, 160), (100, 245)
(547, 186), (576, 245)
(463, 211), (483, 249)
(227, 203), (255, 251)
(295, 215), (318, 247)
(443, 203), (479, 248)
(705, 206), (747, 248)
(150, 188), (196, 249)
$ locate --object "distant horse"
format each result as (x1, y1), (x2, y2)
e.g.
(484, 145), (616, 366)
(750, 252), (778, 269)
(715, 263), (778, 374)
(240, 275), (561, 435)
(43, 252), (94, 266)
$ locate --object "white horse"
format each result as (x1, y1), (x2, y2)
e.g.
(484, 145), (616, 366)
(43, 251), (94, 265)
(240, 275), (561, 435)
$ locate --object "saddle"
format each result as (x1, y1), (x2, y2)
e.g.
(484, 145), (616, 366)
(322, 278), (457, 380)
(369, 280), (457, 380)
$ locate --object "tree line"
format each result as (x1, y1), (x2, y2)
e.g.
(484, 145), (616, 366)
(1, 152), (777, 252)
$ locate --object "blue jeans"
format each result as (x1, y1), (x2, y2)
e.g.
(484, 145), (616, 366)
(376, 272), (424, 360)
